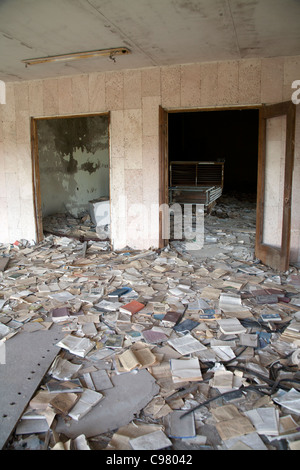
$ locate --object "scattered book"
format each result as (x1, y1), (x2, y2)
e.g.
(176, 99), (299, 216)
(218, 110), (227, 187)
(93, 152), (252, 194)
(89, 369), (113, 391)
(217, 318), (247, 335)
(161, 311), (182, 327)
(55, 334), (95, 358)
(0, 257), (9, 272)
(244, 407), (280, 436)
(256, 294), (279, 304)
(170, 357), (202, 383)
(46, 378), (83, 394)
(48, 356), (82, 380)
(260, 313), (282, 322)
(198, 308), (220, 321)
(115, 347), (157, 372)
(108, 287), (132, 300)
(173, 319), (199, 333)
(105, 333), (124, 349)
(142, 328), (169, 344)
(50, 392), (79, 415)
(129, 430), (172, 451)
(95, 300), (123, 311)
(119, 300), (145, 315)
(51, 307), (70, 323)
(168, 334), (207, 355)
(167, 410), (196, 438)
(68, 389), (103, 421)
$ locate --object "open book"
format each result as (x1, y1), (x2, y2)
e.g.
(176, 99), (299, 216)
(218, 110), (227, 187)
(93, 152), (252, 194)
(115, 347), (158, 372)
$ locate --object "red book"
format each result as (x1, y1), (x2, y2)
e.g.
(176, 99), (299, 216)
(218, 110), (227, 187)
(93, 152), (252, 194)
(119, 300), (145, 315)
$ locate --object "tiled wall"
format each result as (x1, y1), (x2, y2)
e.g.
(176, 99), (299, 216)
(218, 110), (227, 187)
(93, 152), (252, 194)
(0, 55), (300, 260)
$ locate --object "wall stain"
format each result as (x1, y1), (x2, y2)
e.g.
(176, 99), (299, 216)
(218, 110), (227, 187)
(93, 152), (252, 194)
(38, 115), (109, 174)
(37, 114), (110, 218)
(80, 161), (100, 174)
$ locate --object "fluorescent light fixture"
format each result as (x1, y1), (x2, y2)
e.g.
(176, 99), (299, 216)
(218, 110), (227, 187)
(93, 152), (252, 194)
(22, 47), (131, 66)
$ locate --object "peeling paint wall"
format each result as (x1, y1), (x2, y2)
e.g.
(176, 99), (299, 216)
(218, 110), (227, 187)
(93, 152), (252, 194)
(37, 115), (109, 218)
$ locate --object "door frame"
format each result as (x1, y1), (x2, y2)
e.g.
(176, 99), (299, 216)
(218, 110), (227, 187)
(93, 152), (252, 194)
(159, 103), (296, 270)
(31, 112), (111, 243)
(255, 101), (296, 271)
(158, 104), (261, 247)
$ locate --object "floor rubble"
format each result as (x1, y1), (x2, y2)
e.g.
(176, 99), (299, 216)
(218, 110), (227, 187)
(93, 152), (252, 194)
(1, 195), (300, 451)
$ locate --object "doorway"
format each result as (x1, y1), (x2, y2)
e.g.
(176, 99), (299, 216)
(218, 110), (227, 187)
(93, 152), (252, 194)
(168, 108), (259, 196)
(159, 103), (296, 270)
(166, 108), (259, 257)
(31, 113), (110, 242)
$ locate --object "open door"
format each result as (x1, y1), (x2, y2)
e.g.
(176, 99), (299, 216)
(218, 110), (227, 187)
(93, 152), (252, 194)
(159, 106), (169, 248)
(256, 101), (296, 271)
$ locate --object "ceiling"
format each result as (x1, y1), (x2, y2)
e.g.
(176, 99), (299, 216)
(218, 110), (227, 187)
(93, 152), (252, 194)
(0, 0), (300, 82)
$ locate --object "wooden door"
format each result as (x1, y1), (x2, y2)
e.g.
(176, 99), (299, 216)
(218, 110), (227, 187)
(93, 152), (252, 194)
(255, 101), (296, 271)
(159, 106), (169, 248)
(31, 117), (44, 242)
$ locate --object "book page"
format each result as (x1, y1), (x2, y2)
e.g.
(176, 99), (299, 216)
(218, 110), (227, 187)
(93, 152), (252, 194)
(134, 348), (157, 368)
(117, 349), (140, 371)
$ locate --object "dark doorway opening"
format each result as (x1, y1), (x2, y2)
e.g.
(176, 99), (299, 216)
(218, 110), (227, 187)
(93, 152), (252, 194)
(168, 108), (259, 197)
(167, 108), (260, 249)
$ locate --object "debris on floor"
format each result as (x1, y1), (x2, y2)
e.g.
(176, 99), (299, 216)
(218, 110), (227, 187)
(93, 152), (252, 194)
(1, 195), (300, 451)
(43, 211), (110, 241)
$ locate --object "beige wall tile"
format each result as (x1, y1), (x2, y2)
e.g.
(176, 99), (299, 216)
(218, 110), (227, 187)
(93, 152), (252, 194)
(261, 57), (284, 103)
(125, 168), (148, 249)
(142, 67), (161, 97)
(290, 229), (300, 263)
(14, 83), (29, 111)
(142, 135), (159, 205)
(2, 121), (16, 142)
(125, 168), (143, 204)
(105, 71), (124, 110)
(2, 84), (15, 122)
(110, 110), (124, 159)
(217, 60), (239, 105)
(18, 198), (36, 241)
(89, 73), (106, 112)
(238, 59), (261, 104)
(200, 62), (218, 107)
(161, 65), (181, 108)
(124, 109), (143, 170)
(0, 148), (5, 198)
(124, 70), (142, 109)
(0, 197), (8, 240)
(72, 75), (89, 114)
(43, 78), (59, 116)
(142, 135), (160, 246)
(58, 77), (73, 115)
(0, 106), (3, 142)
(110, 157), (126, 248)
(17, 143), (33, 200)
(181, 63), (201, 108)
(5, 172), (20, 205)
(142, 96), (160, 137)
(3, 141), (17, 173)
(16, 111), (30, 144)
(28, 80), (43, 117)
